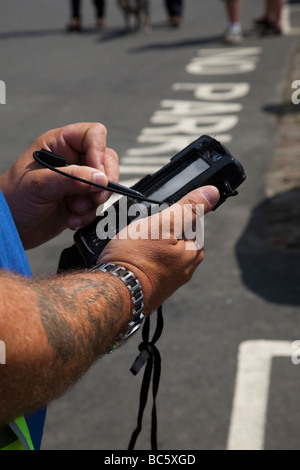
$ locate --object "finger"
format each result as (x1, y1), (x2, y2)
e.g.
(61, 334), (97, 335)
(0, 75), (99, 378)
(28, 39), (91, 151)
(90, 147), (119, 206)
(176, 185), (220, 215)
(53, 124), (119, 206)
(155, 185), (220, 241)
(37, 164), (108, 200)
(67, 208), (99, 231)
(117, 185), (220, 245)
(60, 122), (108, 170)
(81, 124), (108, 170)
(67, 194), (95, 216)
(101, 148), (120, 183)
(61, 124), (120, 182)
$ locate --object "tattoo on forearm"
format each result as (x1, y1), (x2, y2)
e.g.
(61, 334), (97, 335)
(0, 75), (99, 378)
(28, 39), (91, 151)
(33, 275), (126, 364)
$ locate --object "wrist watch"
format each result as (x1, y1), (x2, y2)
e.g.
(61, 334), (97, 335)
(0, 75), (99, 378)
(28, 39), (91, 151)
(91, 262), (145, 351)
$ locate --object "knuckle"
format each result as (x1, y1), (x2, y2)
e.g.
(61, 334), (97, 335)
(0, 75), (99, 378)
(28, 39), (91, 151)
(31, 173), (46, 194)
(107, 147), (119, 162)
(184, 196), (199, 216)
(93, 122), (107, 136)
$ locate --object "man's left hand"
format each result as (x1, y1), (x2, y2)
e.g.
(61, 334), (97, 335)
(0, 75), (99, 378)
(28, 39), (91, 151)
(0, 122), (119, 249)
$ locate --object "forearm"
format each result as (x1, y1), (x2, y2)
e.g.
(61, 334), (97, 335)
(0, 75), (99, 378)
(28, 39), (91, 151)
(0, 269), (132, 426)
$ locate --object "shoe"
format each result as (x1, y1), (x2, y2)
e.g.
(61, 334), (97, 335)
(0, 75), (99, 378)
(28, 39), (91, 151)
(223, 27), (244, 45)
(167, 16), (182, 28)
(259, 20), (282, 36)
(66, 18), (82, 32)
(254, 16), (269, 27)
(96, 17), (106, 29)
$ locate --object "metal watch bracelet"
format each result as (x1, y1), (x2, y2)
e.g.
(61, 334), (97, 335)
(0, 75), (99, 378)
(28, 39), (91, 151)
(91, 262), (145, 351)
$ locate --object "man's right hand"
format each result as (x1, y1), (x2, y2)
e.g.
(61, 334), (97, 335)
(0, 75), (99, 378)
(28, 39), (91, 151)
(98, 185), (220, 315)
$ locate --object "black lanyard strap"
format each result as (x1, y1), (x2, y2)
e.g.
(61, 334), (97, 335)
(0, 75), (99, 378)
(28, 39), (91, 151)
(128, 306), (164, 451)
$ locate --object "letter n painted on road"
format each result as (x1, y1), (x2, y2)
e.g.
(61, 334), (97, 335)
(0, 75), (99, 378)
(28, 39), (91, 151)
(186, 48), (262, 75)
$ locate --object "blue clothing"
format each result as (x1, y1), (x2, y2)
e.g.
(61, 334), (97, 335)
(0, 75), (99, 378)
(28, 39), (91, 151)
(0, 190), (46, 450)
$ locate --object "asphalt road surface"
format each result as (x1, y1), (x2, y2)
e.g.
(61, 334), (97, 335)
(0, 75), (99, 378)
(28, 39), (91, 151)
(0, 0), (300, 451)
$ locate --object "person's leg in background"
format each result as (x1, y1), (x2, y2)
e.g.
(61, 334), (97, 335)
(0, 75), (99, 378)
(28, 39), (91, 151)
(222, 0), (244, 44)
(165, 0), (184, 27)
(255, 0), (286, 35)
(94, 0), (106, 28)
(67, 0), (82, 31)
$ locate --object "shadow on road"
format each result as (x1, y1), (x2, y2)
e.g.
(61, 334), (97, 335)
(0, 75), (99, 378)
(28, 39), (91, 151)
(0, 28), (65, 40)
(236, 187), (300, 306)
(0, 26), (104, 41)
(125, 34), (222, 52)
(263, 102), (300, 117)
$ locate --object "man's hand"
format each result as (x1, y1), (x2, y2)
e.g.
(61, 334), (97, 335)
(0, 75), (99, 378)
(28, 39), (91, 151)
(0, 122), (119, 249)
(0, 185), (219, 422)
(99, 185), (220, 315)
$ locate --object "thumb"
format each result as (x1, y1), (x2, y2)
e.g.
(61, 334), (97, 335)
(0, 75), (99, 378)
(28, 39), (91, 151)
(165, 185), (220, 225)
(144, 185), (220, 245)
(168, 185), (220, 249)
(178, 185), (220, 215)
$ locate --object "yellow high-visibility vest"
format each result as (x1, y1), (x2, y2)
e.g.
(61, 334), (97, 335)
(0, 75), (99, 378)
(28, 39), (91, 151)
(1, 417), (34, 450)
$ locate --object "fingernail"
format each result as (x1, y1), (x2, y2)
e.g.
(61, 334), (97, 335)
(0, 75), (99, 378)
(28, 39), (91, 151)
(200, 186), (220, 206)
(93, 171), (107, 187)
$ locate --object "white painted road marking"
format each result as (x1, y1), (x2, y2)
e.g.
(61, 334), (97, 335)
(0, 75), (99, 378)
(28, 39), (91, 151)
(114, 2), (299, 452)
(283, 3), (300, 35)
(226, 340), (293, 450)
(118, 0), (298, 184)
(119, 48), (262, 183)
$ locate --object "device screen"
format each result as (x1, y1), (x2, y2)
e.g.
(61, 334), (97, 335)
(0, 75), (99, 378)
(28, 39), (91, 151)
(148, 157), (210, 201)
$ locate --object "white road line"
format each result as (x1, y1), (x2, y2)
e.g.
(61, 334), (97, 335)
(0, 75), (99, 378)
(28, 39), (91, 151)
(283, 3), (300, 35)
(226, 340), (293, 450)
(119, 48), (260, 182)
